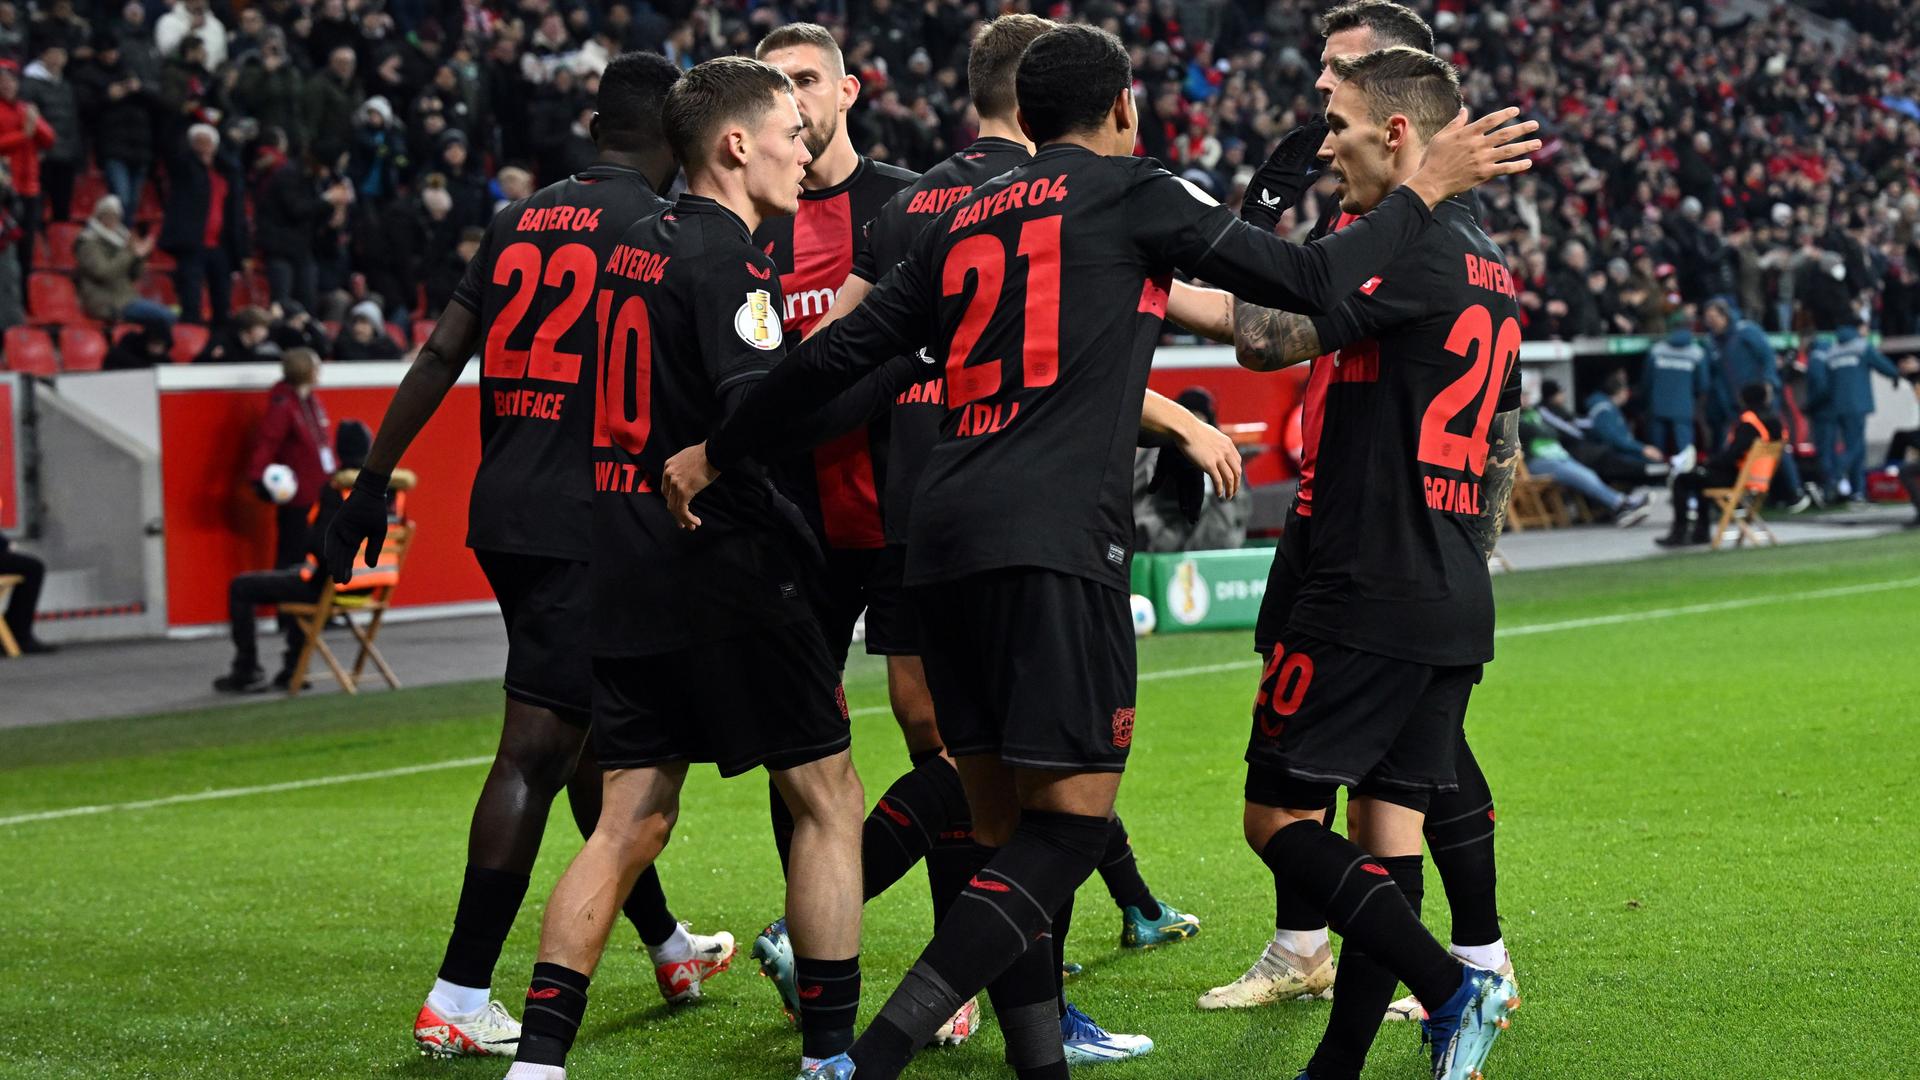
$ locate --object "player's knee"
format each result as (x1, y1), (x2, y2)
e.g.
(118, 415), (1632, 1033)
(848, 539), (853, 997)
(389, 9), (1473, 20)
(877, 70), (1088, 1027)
(892, 709), (943, 756)
(1243, 801), (1316, 853)
(781, 752), (866, 827)
(969, 803), (1019, 848)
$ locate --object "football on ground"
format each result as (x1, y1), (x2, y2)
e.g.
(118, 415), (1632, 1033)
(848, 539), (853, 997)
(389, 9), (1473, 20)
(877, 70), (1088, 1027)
(3, 534), (1916, 1078)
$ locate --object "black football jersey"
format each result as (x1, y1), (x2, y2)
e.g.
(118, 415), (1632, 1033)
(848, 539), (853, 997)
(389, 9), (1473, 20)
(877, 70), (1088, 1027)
(852, 136), (1033, 545)
(751, 156), (919, 550)
(452, 164), (667, 560)
(590, 195), (817, 656)
(1287, 198), (1522, 667)
(708, 145), (1437, 594)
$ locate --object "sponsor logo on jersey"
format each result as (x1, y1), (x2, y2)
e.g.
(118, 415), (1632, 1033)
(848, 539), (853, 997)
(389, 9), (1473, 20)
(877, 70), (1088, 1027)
(946, 175), (1070, 233)
(905, 184), (974, 215)
(745, 261), (771, 280)
(783, 287), (838, 324)
(1165, 559), (1210, 626)
(605, 243), (670, 284)
(516, 205), (603, 233)
(734, 290), (782, 350)
(1463, 253), (1518, 297)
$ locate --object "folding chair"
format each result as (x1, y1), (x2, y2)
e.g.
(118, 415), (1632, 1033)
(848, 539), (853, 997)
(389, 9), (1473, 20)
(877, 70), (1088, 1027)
(278, 519), (416, 695)
(1704, 440), (1783, 551)
(0, 574), (22, 658)
(1505, 457), (1568, 531)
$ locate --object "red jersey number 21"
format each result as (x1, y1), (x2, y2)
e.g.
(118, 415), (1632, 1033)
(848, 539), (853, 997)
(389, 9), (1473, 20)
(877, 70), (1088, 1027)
(942, 215), (1062, 409)
(1417, 304), (1520, 476)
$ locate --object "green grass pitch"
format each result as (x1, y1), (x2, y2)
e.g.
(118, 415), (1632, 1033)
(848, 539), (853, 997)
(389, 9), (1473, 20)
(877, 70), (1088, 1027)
(4, 534), (1918, 1079)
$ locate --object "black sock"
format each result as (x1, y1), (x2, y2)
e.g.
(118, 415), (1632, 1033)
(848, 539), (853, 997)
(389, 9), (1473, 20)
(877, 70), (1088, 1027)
(926, 822), (978, 931)
(849, 811), (1110, 1080)
(1273, 797), (1336, 933)
(436, 866), (530, 990)
(1096, 816), (1159, 918)
(1306, 854), (1424, 1080)
(988, 933), (1069, 1080)
(515, 962), (590, 1066)
(1259, 821), (1460, 1007)
(863, 752), (968, 901)
(620, 865), (679, 948)
(796, 955), (861, 1060)
(1426, 738), (1500, 947)
(770, 780), (795, 876)
(1052, 889), (1075, 1015)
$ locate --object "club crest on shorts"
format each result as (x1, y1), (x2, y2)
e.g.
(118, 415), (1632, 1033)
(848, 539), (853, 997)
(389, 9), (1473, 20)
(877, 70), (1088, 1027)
(1111, 707), (1135, 748)
(734, 289), (782, 350)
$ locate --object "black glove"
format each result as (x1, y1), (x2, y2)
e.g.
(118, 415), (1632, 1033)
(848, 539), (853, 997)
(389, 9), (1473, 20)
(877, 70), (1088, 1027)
(1148, 447), (1206, 524)
(322, 468), (390, 584)
(1240, 118), (1329, 233)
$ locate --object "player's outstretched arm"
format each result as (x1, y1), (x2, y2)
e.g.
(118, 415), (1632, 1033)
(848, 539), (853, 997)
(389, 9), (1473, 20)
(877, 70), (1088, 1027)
(322, 303), (479, 582)
(1141, 389), (1241, 502)
(1470, 409), (1521, 557)
(1166, 282), (1235, 342)
(806, 273), (874, 341)
(1233, 300), (1323, 371)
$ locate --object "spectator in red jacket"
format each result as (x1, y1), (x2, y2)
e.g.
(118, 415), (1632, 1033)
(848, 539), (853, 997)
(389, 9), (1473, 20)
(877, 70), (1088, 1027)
(246, 347), (334, 569)
(0, 59), (54, 300)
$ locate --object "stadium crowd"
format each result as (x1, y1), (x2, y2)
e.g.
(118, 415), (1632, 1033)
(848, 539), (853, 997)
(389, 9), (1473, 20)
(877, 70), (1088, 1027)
(0, 0), (1916, 354)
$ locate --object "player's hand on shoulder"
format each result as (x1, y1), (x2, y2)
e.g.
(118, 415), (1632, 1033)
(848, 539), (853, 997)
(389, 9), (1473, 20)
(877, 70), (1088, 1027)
(661, 442), (718, 530)
(1408, 107), (1541, 206)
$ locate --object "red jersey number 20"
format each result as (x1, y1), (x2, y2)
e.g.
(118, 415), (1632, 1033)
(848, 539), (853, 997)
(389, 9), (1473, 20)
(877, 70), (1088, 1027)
(1417, 304), (1520, 476)
(483, 241), (598, 384)
(941, 215), (1063, 409)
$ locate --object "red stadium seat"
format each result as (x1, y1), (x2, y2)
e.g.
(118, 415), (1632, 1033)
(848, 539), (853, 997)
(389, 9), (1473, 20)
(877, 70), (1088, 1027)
(58, 326), (109, 372)
(27, 273), (83, 324)
(146, 247), (176, 272)
(112, 322), (143, 344)
(43, 222), (83, 271)
(71, 175), (107, 220)
(411, 319), (436, 347)
(170, 323), (209, 364)
(138, 271), (177, 307)
(3, 327), (58, 375)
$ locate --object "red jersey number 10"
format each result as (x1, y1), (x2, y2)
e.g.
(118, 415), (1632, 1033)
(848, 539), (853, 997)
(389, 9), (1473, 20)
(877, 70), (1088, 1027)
(941, 215), (1063, 409)
(484, 241), (598, 384)
(1416, 304), (1521, 476)
(593, 289), (653, 453)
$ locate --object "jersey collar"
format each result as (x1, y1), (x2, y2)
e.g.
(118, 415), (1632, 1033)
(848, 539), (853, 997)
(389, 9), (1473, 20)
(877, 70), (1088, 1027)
(967, 136), (1029, 158)
(801, 155), (870, 201)
(674, 193), (752, 241)
(574, 162), (654, 194)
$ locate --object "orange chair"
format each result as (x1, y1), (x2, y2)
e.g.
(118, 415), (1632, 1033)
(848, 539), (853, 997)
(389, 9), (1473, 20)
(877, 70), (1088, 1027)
(58, 325), (110, 372)
(1704, 440), (1784, 550)
(278, 518), (416, 696)
(27, 273), (83, 324)
(3, 327), (58, 375)
(169, 323), (210, 363)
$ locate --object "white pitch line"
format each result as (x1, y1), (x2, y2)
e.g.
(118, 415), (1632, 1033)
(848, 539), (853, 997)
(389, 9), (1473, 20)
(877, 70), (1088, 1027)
(0, 755), (494, 827)
(10, 574), (1916, 829)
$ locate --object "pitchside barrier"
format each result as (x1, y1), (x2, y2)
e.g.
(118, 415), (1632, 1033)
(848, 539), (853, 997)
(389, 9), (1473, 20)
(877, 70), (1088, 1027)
(2, 333), (1914, 642)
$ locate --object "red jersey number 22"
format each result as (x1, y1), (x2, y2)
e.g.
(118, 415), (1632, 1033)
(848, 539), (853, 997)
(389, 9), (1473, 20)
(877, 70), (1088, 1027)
(1416, 304), (1520, 476)
(483, 241), (597, 384)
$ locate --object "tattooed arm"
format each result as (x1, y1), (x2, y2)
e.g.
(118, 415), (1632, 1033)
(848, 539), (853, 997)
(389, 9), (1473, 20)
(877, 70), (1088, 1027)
(1232, 298), (1324, 371)
(1472, 408), (1521, 557)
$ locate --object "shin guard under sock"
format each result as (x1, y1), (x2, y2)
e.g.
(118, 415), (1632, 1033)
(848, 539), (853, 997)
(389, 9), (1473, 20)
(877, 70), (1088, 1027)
(796, 955), (861, 1060)
(1259, 821), (1460, 1007)
(437, 866), (531, 990)
(1426, 737), (1501, 947)
(515, 962), (590, 1066)
(926, 825), (978, 930)
(1307, 854), (1425, 1080)
(862, 751), (969, 901)
(1274, 799), (1338, 932)
(621, 866), (678, 948)
(849, 811), (1109, 1080)
(1096, 816), (1159, 918)
(988, 926), (1068, 1080)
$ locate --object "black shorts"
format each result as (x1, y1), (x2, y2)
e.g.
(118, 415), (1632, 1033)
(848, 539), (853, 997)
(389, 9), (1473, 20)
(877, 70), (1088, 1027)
(476, 548), (591, 724)
(1244, 630), (1480, 807)
(1252, 504), (1309, 656)
(862, 544), (920, 657)
(806, 546), (881, 670)
(915, 567), (1136, 772)
(590, 618), (851, 777)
